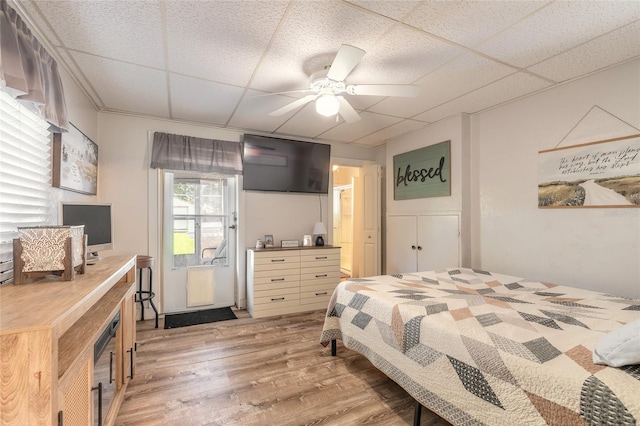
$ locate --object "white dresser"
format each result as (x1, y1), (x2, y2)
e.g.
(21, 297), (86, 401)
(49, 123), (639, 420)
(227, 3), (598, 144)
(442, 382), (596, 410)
(247, 246), (341, 318)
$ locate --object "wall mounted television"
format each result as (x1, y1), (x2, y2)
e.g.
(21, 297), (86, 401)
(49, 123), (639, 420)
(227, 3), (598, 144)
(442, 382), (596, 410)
(242, 134), (331, 194)
(60, 202), (113, 255)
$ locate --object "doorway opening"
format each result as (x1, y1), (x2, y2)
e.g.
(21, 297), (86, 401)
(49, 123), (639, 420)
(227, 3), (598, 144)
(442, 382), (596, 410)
(332, 166), (359, 280)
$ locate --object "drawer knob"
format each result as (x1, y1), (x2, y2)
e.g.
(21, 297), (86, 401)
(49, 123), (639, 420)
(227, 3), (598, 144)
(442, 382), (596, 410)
(315, 292), (328, 296)
(271, 259), (285, 262)
(271, 297), (285, 301)
(316, 256), (328, 259)
(315, 274), (328, 278)
(271, 278), (285, 282)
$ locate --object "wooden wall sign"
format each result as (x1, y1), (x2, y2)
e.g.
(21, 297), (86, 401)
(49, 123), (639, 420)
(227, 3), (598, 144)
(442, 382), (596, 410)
(538, 134), (640, 208)
(393, 140), (451, 200)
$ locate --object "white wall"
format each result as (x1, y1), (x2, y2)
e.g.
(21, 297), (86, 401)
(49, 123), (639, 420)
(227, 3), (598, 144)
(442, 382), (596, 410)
(386, 115), (465, 216)
(50, 67), (99, 222)
(472, 59), (640, 298)
(96, 113), (376, 310)
(384, 115), (471, 268)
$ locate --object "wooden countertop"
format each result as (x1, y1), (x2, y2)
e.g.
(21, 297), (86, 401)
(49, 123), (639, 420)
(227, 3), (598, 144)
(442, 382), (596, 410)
(0, 255), (136, 336)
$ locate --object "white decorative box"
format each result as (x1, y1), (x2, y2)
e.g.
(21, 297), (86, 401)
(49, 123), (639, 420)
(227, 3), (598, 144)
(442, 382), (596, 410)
(14, 225), (86, 283)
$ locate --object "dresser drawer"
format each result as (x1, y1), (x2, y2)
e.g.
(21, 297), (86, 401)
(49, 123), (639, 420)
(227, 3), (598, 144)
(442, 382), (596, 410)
(254, 291), (300, 306)
(300, 250), (340, 267)
(300, 267), (340, 282)
(253, 267), (299, 280)
(300, 291), (332, 306)
(253, 273), (299, 287)
(300, 279), (338, 292)
(253, 252), (299, 270)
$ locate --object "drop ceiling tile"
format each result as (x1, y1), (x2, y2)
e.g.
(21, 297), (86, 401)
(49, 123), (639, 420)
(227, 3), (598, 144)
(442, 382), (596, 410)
(345, 0), (421, 21)
(70, 52), (169, 117)
(414, 72), (552, 123)
(228, 91), (306, 134)
(276, 103), (344, 139)
(353, 119), (428, 147)
(166, 1), (288, 86)
(51, 48), (102, 109)
(250, 1), (395, 93)
(33, 0), (164, 68)
(319, 111), (402, 143)
(370, 52), (517, 117)
(528, 20), (640, 82)
(347, 25), (465, 85)
(403, 1), (547, 48)
(476, 1), (640, 68)
(170, 74), (245, 125)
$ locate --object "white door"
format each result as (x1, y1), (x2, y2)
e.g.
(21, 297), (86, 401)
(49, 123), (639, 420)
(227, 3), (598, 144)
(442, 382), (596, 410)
(360, 164), (381, 277)
(162, 172), (237, 314)
(386, 215), (417, 274)
(386, 214), (460, 274)
(417, 215), (460, 271)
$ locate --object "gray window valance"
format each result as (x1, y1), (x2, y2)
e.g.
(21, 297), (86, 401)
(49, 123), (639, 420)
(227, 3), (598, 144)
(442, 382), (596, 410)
(151, 132), (243, 175)
(0, 0), (68, 132)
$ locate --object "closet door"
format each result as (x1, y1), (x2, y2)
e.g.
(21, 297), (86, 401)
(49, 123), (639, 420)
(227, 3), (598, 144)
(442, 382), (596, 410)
(417, 215), (460, 271)
(386, 215), (418, 274)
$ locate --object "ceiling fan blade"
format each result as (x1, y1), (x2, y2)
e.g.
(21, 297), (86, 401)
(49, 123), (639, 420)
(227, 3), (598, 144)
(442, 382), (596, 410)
(326, 44), (366, 81)
(252, 89), (313, 98)
(348, 84), (419, 97)
(337, 96), (361, 123)
(269, 94), (317, 116)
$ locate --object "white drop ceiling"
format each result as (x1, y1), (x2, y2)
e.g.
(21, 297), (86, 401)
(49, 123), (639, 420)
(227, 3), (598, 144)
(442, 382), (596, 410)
(13, 0), (640, 147)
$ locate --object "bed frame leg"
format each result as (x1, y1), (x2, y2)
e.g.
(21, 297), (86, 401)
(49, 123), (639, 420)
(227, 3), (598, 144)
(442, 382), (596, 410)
(331, 339), (337, 356)
(413, 400), (422, 426)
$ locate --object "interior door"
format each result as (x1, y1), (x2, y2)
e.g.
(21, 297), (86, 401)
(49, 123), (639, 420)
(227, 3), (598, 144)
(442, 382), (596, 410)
(417, 215), (460, 271)
(360, 164), (381, 277)
(386, 215), (417, 274)
(162, 172), (237, 314)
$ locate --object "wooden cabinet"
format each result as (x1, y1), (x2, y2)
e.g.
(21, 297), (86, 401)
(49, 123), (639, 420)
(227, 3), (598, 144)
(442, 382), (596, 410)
(386, 215), (460, 274)
(247, 247), (340, 318)
(300, 249), (341, 307)
(57, 348), (92, 426)
(0, 255), (137, 426)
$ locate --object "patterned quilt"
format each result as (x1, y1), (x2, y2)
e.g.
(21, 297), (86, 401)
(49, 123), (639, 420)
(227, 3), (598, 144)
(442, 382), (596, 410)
(320, 268), (640, 425)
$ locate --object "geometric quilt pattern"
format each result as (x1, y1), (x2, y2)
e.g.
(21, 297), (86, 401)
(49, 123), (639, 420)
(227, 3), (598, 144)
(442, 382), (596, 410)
(320, 268), (640, 425)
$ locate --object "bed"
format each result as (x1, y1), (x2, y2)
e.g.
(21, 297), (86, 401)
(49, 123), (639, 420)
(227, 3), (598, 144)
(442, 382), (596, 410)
(320, 268), (640, 425)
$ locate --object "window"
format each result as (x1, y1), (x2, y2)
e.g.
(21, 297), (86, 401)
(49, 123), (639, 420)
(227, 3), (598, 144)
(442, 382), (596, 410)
(170, 173), (229, 268)
(0, 89), (53, 284)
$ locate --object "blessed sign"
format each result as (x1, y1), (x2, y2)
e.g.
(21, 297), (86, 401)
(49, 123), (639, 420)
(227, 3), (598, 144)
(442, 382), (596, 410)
(394, 140), (451, 200)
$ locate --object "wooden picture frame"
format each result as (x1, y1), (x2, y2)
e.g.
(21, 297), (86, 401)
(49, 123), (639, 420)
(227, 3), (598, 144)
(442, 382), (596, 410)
(393, 140), (451, 200)
(52, 123), (98, 195)
(538, 134), (640, 208)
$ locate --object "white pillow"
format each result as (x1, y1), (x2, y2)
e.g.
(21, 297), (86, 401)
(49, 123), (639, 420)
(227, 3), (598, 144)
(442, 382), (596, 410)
(593, 319), (640, 367)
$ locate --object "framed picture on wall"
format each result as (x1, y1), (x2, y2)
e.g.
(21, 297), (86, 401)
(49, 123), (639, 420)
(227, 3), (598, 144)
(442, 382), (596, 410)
(538, 134), (640, 208)
(52, 123), (98, 195)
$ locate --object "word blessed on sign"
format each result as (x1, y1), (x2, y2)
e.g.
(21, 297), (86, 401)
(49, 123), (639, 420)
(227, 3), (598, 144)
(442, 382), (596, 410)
(393, 140), (451, 200)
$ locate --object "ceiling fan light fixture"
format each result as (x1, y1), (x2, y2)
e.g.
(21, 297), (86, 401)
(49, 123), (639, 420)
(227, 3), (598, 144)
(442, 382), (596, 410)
(316, 94), (339, 117)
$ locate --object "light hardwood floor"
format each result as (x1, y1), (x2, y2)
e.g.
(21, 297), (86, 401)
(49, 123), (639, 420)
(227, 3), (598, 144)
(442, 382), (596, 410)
(116, 309), (452, 426)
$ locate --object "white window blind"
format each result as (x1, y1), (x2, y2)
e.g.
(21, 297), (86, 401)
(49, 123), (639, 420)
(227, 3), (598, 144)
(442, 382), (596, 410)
(0, 89), (53, 285)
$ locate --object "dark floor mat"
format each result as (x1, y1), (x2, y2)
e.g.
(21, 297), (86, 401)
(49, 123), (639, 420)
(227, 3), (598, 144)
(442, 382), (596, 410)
(164, 307), (237, 329)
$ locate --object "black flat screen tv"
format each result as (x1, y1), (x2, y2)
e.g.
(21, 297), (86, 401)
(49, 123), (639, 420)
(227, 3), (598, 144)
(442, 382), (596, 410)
(60, 202), (113, 253)
(242, 135), (331, 194)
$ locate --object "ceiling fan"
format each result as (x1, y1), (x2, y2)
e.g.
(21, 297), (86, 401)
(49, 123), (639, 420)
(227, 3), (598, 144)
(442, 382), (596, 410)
(268, 44), (419, 123)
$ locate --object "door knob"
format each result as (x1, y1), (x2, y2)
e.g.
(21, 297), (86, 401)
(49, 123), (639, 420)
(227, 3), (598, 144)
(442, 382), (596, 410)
(417, 246), (422, 250)
(411, 245), (416, 250)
